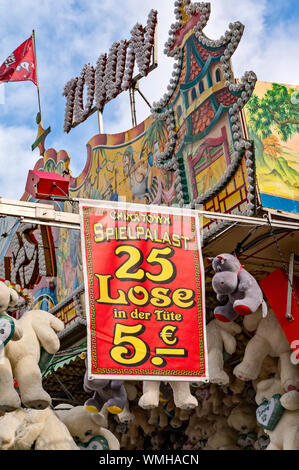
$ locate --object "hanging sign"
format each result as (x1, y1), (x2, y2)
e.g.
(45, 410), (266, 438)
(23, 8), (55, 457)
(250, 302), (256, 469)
(79, 200), (208, 381)
(0, 314), (15, 347)
(260, 268), (299, 363)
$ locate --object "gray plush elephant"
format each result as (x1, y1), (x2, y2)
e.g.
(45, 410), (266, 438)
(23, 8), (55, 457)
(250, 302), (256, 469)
(208, 253), (267, 322)
(83, 358), (127, 416)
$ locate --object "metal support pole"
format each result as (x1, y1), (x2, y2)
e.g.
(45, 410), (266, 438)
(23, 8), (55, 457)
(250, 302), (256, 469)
(98, 111), (104, 134)
(129, 86), (137, 128)
(135, 84), (152, 108)
(32, 30), (42, 121)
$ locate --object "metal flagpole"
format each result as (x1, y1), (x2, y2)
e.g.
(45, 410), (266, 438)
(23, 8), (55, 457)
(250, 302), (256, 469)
(32, 29), (42, 123)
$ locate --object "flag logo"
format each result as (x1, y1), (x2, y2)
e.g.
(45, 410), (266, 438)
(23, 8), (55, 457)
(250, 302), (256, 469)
(3, 53), (17, 68)
(0, 36), (37, 85)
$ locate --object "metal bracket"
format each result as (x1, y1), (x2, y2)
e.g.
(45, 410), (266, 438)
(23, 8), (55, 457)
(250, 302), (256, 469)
(286, 252), (295, 321)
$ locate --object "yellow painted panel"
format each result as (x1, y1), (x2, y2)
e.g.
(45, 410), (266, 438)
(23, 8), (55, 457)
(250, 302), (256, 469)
(234, 167), (245, 188)
(225, 190), (242, 211)
(218, 189), (227, 201)
(226, 179), (236, 195)
(64, 305), (77, 322)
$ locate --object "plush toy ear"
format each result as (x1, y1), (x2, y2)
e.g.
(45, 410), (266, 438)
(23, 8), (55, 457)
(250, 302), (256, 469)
(206, 257), (213, 264)
(91, 412), (106, 427)
(54, 404), (74, 410)
(227, 413), (233, 428)
(9, 288), (19, 307)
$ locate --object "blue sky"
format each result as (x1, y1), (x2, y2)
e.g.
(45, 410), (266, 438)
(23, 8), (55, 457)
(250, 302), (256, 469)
(0, 0), (298, 200)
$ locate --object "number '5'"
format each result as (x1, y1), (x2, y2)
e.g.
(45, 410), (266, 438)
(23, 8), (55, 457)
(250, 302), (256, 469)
(110, 323), (150, 367)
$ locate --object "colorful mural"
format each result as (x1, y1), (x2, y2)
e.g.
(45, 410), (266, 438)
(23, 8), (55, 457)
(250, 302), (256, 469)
(69, 116), (176, 206)
(244, 81), (299, 214)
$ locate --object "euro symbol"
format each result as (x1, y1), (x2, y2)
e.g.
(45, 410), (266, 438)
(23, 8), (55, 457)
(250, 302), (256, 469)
(159, 325), (179, 346)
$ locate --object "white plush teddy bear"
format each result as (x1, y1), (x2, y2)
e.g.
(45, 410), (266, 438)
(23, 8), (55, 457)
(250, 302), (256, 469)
(0, 408), (26, 450)
(54, 404), (120, 450)
(0, 408), (78, 450)
(233, 306), (299, 391)
(227, 403), (258, 434)
(14, 408), (79, 450)
(227, 402), (259, 449)
(138, 380), (198, 410)
(207, 319), (241, 385)
(0, 309), (64, 412)
(255, 376), (299, 450)
(184, 413), (210, 449)
(204, 415), (239, 450)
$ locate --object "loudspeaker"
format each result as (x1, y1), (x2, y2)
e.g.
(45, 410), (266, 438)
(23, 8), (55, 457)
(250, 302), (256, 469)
(25, 170), (70, 200)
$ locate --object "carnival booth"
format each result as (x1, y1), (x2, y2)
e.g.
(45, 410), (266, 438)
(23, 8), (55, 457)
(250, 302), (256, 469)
(0, 0), (298, 451)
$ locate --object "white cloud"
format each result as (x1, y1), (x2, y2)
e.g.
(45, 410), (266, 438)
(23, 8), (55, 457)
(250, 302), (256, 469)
(0, 124), (41, 200)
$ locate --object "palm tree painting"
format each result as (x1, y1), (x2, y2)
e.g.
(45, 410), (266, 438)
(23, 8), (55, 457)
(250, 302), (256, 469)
(245, 82), (299, 211)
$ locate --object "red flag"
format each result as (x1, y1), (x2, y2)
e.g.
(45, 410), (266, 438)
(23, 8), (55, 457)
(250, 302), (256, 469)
(0, 36), (37, 85)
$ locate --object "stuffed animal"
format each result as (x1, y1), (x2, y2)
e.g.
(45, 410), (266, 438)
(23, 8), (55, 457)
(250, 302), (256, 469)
(150, 431), (168, 450)
(14, 408), (79, 450)
(184, 412), (207, 449)
(0, 408), (78, 450)
(138, 380), (198, 410)
(252, 356), (279, 392)
(195, 383), (222, 417)
(83, 357), (127, 416)
(0, 309), (64, 412)
(233, 307), (299, 392)
(113, 405), (152, 450)
(254, 430), (270, 451)
(204, 415), (239, 450)
(0, 408), (26, 450)
(227, 403), (259, 449)
(207, 319), (242, 385)
(208, 254), (267, 322)
(0, 280), (21, 314)
(126, 407), (155, 448)
(198, 417), (217, 442)
(255, 377), (299, 450)
(227, 403), (258, 434)
(148, 404), (168, 429)
(54, 404), (120, 450)
(163, 399), (185, 429)
(222, 388), (242, 416)
(0, 280), (23, 348)
(117, 381), (138, 424)
(220, 373), (245, 414)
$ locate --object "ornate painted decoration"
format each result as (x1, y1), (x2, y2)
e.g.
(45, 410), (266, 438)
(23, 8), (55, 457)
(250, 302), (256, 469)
(150, 0), (257, 238)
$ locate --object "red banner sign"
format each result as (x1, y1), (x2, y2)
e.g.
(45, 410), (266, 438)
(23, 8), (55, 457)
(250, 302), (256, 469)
(80, 201), (208, 381)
